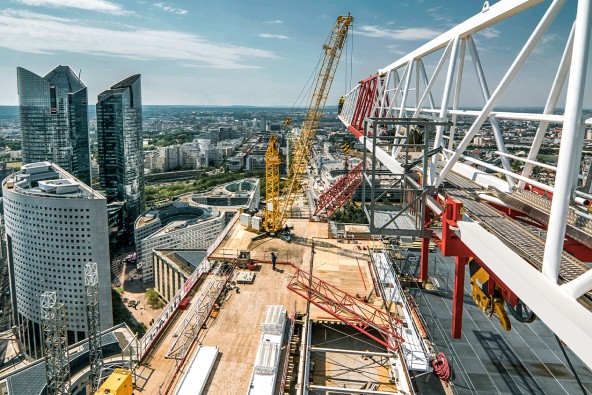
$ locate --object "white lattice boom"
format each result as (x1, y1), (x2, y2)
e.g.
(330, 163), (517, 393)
(41, 291), (71, 395)
(85, 262), (103, 392)
(339, 0), (592, 369)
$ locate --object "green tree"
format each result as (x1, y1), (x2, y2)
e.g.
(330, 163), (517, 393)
(146, 288), (164, 308)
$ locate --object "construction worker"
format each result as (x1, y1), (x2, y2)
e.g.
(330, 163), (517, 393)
(271, 252), (277, 271)
(338, 96), (345, 114)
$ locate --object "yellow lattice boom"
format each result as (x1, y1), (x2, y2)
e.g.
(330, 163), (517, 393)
(264, 135), (282, 232)
(264, 14), (353, 233)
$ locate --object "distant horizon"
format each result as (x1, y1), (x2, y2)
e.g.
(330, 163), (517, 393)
(3, 105), (592, 113)
(0, 1), (590, 108)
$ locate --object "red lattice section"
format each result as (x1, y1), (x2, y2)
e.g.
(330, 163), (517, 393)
(314, 162), (363, 218)
(287, 266), (404, 352)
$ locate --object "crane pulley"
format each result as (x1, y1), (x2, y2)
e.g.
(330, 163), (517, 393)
(264, 14), (353, 233)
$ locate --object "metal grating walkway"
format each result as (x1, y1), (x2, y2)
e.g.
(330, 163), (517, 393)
(444, 171), (591, 300)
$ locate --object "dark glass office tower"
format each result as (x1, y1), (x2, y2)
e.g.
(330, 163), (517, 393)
(17, 66), (91, 185)
(96, 75), (144, 231)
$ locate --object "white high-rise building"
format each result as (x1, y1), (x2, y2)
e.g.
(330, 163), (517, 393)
(2, 162), (113, 358)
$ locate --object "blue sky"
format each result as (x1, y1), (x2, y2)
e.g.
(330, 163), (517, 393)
(0, 0), (589, 107)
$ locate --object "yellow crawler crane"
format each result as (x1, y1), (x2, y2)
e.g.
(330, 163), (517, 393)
(264, 135), (281, 232)
(264, 14), (353, 233)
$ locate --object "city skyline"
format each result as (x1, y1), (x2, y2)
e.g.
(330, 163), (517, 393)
(0, 0), (590, 109)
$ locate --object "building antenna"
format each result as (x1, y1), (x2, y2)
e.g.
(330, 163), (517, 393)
(78, 69), (82, 81)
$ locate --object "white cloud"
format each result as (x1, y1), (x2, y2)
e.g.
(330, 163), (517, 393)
(427, 6), (453, 23)
(357, 25), (441, 41)
(259, 33), (289, 40)
(478, 27), (501, 39)
(0, 10), (276, 69)
(154, 2), (187, 15)
(12, 0), (129, 15)
(265, 20), (283, 24)
(533, 33), (559, 55)
(385, 44), (406, 56)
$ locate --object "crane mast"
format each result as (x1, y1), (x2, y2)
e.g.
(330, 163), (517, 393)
(264, 14), (353, 233)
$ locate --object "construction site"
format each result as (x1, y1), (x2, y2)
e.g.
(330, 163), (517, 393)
(130, 2), (592, 394)
(3, 0), (592, 394)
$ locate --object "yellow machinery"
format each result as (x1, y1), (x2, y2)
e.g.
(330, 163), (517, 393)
(469, 258), (511, 331)
(94, 368), (133, 395)
(264, 14), (353, 233)
(264, 135), (281, 232)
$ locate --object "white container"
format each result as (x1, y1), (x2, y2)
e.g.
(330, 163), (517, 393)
(253, 340), (280, 375)
(251, 216), (262, 231)
(240, 213), (252, 228)
(260, 305), (286, 335)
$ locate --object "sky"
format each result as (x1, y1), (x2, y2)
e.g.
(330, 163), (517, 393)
(0, 0), (589, 108)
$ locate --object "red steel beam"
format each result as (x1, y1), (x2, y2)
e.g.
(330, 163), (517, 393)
(314, 162), (363, 218)
(351, 74), (378, 131)
(287, 267), (404, 352)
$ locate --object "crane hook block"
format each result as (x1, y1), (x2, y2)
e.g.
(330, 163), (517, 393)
(469, 258), (511, 331)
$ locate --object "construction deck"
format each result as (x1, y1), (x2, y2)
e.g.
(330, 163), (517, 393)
(132, 208), (592, 395)
(136, 219), (384, 394)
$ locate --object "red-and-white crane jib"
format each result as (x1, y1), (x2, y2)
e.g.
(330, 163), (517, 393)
(339, 0), (592, 369)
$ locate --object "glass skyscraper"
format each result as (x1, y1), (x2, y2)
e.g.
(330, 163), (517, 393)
(96, 75), (144, 232)
(17, 66), (91, 185)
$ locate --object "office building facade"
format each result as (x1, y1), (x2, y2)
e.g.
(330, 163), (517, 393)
(17, 66), (91, 185)
(96, 75), (144, 231)
(2, 162), (113, 358)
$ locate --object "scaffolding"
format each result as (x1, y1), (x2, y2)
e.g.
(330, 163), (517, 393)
(41, 290), (71, 395)
(361, 117), (451, 237)
(85, 262), (103, 393)
(165, 261), (236, 360)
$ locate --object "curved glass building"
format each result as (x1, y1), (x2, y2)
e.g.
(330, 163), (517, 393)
(96, 75), (144, 232)
(17, 66), (91, 185)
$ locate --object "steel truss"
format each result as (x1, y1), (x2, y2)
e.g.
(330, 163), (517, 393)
(165, 261), (235, 360)
(313, 161), (363, 218)
(287, 267), (404, 352)
(339, 0), (592, 368)
(361, 117), (450, 238)
(41, 291), (71, 395)
(85, 262), (103, 393)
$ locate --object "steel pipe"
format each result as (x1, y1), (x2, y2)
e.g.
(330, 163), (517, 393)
(543, 0), (591, 282)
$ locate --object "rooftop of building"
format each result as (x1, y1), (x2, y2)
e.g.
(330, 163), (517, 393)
(43, 65), (86, 92)
(111, 74), (141, 89)
(190, 178), (259, 201)
(135, 201), (217, 231)
(2, 161), (104, 199)
(98, 74), (141, 101)
(0, 324), (136, 395)
(153, 249), (208, 276)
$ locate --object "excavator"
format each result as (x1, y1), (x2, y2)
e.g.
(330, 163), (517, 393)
(263, 14), (353, 234)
